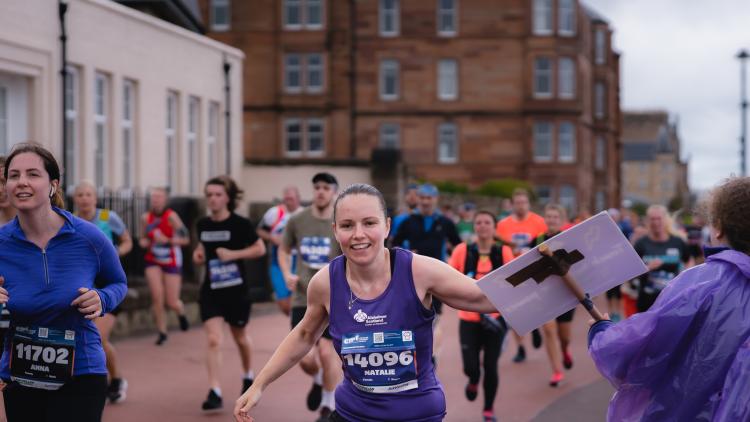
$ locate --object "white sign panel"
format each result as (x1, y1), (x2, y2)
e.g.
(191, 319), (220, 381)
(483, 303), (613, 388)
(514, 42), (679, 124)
(477, 212), (647, 335)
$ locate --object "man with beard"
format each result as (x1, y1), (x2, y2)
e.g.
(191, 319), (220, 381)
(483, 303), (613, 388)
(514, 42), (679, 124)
(278, 173), (342, 421)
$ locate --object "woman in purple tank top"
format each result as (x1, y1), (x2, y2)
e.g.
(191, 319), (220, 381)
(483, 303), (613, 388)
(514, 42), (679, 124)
(234, 184), (499, 422)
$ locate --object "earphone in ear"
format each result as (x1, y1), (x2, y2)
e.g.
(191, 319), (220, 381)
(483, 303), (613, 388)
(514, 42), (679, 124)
(49, 186), (55, 198)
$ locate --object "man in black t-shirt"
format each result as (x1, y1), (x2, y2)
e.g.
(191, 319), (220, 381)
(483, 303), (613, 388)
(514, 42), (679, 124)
(193, 177), (266, 413)
(633, 205), (690, 312)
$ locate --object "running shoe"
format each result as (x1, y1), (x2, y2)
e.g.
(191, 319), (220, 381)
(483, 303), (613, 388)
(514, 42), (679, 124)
(155, 332), (168, 346)
(306, 382), (322, 411)
(201, 389), (223, 412)
(464, 382), (478, 401)
(531, 328), (543, 349)
(512, 345), (526, 363)
(179, 315), (189, 331)
(549, 371), (564, 387)
(482, 410), (497, 422)
(562, 349), (574, 370)
(242, 377), (254, 394)
(107, 378), (128, 404)
(316, 406), (332, 422)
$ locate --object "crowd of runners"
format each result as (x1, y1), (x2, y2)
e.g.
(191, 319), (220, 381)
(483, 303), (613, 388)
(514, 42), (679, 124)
(0, 142), (747, 422)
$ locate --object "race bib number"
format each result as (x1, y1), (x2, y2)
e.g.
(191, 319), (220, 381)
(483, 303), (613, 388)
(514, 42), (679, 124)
(0, 304), (9, 329)
(512, 233), (532, 255)
(10, 326), (75, 390)
(341, 329), (418, 394)
(299, 237), (332, 270)
(151, 244), (173, 265)
(208, 259), (243, 289)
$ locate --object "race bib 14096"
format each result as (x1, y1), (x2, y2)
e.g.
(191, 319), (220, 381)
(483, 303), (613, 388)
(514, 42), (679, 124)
(341, 329), (418, 394)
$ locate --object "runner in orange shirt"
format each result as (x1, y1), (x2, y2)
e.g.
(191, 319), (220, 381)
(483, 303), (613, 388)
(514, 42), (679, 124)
(495, 188), (547, 363)
(450, 210), (507, 422)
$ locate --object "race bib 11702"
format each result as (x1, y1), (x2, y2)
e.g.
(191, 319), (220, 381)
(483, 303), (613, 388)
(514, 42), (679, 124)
(10, 326), (75, 390)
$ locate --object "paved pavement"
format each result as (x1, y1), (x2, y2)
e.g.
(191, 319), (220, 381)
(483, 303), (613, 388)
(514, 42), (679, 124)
(0, 300), (614, 422)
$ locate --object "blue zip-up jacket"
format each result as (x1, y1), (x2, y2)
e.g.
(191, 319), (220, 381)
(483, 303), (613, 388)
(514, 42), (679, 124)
(0, 207), (127, 379)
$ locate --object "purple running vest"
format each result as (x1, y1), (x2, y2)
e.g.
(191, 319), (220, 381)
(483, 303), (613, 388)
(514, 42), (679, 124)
(329, 248), (446, 422)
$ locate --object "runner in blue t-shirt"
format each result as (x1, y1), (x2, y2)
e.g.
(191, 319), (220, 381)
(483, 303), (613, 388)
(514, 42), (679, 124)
(73, 180), (133, 404)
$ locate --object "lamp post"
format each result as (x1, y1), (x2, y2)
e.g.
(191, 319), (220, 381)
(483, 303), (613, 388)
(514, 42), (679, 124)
(738, 49), (749, 177)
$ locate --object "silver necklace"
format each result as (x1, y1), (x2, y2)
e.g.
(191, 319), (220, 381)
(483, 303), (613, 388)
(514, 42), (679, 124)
(348, 289), (359, 310)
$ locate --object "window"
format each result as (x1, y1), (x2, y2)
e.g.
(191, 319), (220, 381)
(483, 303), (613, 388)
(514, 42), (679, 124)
(536, 185), (551, 205)
(595, 190), (605, 212)
(532, 0), (553, 36)
(284, 119), (303, 156)
(595, 29), (607, 65)
(533, 121), (552, 162)
(207, 102), (220, 178)
(187, 97), (200, 193)
(559, 184), (577, 216)
(595, 81), (606, 118)
(307, 119), (324, 155)
(380, 59), (399, 101)
(437, 123), (458, 164)
(306, 0), (323, 28)
(285, 54), (325, 94)
(379, 123), (400, 149)
(558, 122), (576, 162)
(379, 0), (399, 36)
(94, 73), (109, 188)
(595, 136), (606, 169)
(284, 0), (323, 29)
(284, 54), (302, 93)
(284, 0), (302, 28)
(437, 0), (457, 36)
(437, 59), (458, 101)
(533, 57), (552, 98)
(558, 57), (575, 99)
(558, 0), (576, 36)
(0, 87), (7, 154)
(122, 80), (135, 188)
(166, 91), (178, 189)
(306, 54), (324, 93)
(210, 0), (230, 31)
(284, 119), (325, 156)
(64, 67), (78, 186)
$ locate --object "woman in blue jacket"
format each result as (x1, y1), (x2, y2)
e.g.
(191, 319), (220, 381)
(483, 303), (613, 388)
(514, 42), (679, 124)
(0, 143), (127, 422)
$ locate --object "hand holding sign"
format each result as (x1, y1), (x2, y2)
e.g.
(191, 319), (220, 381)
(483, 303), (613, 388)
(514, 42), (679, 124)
(537, 244), (606, 322)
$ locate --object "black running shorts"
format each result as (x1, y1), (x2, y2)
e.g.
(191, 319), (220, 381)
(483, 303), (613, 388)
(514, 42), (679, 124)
(200, 294), (252, 327)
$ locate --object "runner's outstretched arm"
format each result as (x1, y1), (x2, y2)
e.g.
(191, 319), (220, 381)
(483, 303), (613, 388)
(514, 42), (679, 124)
(234, 266), (332, 421)
(412, 254), (497, 314)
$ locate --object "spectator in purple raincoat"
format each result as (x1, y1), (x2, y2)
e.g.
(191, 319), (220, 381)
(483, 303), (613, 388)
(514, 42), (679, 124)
(588, 177), (750, 421)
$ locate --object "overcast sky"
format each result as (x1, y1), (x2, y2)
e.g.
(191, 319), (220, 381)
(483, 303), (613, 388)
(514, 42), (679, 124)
(582, 0), (750, 191)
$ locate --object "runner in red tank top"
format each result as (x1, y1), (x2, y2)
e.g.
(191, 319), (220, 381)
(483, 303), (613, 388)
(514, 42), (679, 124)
(139, 187), (190, 345)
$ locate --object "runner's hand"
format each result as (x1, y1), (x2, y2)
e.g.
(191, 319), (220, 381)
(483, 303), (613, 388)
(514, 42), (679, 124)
(193, 248), (205, 265)
(588, 313), (610, 326)
(216, 247), (234, 262)
(0, 276), (7, 305)
(285, 274), (300, 291)
(234, 385), (262, 422)
(647, 258), (663, 270)
(71, 287), (102, 319)
(153, 229), (170, 244)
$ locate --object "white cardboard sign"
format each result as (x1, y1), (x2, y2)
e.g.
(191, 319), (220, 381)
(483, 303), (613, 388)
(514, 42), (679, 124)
(477, 212), (647, 335)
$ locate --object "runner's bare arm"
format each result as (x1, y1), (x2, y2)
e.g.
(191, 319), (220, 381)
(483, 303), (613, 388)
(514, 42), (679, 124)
(234, 266), (331, 420)
(138, 213), (151, 249)
(168, 213), (190, 247)
(217, 238), (266, 261)
(412, 254), (497, 314)
(193, 242), (206, 265)
(117, 229), (133, 257)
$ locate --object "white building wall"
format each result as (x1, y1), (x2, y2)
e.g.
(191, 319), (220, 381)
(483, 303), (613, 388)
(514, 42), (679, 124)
(242, 165), (372, 203)
(0, 0), (244, 195)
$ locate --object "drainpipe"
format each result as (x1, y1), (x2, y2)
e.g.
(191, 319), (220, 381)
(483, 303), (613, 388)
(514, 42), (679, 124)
(59, 1), (69, 196)
(223, 56), (232, 174)
(349, 0), (357, 158)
